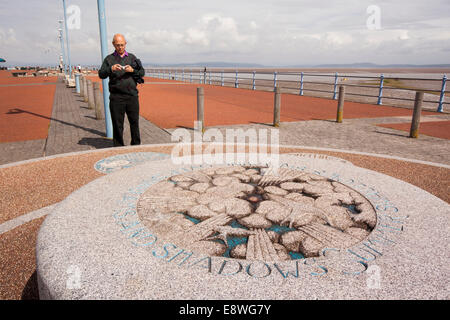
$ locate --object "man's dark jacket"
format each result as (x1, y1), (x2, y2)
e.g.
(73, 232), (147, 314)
(98, 52), (145, 96)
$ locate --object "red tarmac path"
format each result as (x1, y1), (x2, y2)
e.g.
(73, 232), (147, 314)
(377, 121), (450, 140)
(0, 71), (56, 143)
(103, 76), (441, 129)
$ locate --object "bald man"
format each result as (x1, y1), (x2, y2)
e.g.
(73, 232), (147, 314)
(99, 34), (145, 147)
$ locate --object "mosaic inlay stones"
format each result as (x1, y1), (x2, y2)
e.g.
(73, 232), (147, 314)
(137, 166), (376, 261)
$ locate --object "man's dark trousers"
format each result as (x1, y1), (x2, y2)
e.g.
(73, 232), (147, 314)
(110, 93), (141, 147)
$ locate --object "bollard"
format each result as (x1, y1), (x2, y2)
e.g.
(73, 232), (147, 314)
(197, 87), (205, 133)
(83, 77), (89, 102)
(410, 91), (424, 138)
(93, 82), (104, 120)
(75, 73), (81, 94)
(336, 85), (345, 123)
(87, 80), (95, 110)
(273, 87), (281, 127)
(80, 75), (85, 97)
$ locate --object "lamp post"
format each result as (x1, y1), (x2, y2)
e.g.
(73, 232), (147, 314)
(97, 0), (113, 139)
(57, 21), (66, 76)
(62, 0), (72, 77)
(58, 20), (67, 75)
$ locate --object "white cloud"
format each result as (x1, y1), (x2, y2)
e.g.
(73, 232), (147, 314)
(123, 13), (258, 56)
(322, 32), (354, 47)
(361, 29), (410, 46)
(184, 13), (256, 50)
(0, 27), (18, 46)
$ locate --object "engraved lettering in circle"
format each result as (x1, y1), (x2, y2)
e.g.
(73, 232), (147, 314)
(137, 166), (377, 262)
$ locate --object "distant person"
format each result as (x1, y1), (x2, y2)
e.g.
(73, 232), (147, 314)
(77, 64), (81, 72)
(98, 33), (145, 147)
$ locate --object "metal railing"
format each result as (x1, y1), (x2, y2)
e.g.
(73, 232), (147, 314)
(145, 68), (448, 112)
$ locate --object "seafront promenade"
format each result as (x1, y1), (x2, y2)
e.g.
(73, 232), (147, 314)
(1, 70), (449, 166)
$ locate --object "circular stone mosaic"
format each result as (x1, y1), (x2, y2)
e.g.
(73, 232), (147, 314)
(137, 166), (377, 262)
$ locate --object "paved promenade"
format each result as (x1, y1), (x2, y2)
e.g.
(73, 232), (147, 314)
(1, 76), (449, 166)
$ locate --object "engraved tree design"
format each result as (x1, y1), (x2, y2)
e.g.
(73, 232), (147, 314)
(137, 166), (377, 261)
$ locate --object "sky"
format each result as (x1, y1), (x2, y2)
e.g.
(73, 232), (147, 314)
(0, 0), (449, 67)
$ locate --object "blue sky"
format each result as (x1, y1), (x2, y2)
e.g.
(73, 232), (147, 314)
(0, 0), (449, 66)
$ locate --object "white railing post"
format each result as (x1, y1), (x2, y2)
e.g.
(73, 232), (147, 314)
(252, 71), (256, 90)
(273, 71), (277, 91)
(299, 72), (304, 96)
(437, 74), (447, 112)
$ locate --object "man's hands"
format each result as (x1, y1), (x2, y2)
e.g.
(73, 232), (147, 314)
(124, 65), (134, 73)
(111, 64), (122, 72)
(111, 64), (134, 73)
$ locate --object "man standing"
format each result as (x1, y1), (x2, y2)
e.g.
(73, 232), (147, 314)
(99, 34), (145, 147)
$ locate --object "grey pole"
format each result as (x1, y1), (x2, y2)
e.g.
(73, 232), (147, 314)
(336, 85), (345, 123)
(273, 87), (281, 127)
(197, 87), (205, 133)
(93, 82), (104, 120)
(410, 91), (424, 138)
(87, 80), (95, 110)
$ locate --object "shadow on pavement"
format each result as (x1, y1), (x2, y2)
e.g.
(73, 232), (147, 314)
(374, 129), (409, 138)
(78, 137), (113, 149)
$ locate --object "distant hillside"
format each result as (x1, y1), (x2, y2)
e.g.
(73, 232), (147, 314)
(309, 63), (450, 69)
(144, 61), (450, 69)
(144, 61), (266, 68)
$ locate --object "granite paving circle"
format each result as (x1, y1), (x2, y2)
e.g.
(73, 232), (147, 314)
(36, 153), (449, 299)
